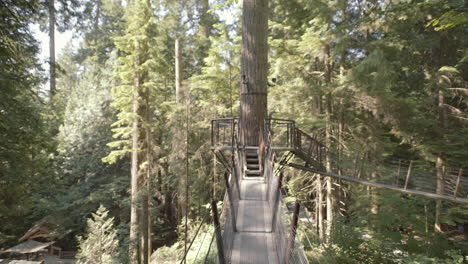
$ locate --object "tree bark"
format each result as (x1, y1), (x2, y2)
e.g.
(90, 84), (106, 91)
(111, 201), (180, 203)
(49, 0), (56, 103)
(240, 0), (268, 146)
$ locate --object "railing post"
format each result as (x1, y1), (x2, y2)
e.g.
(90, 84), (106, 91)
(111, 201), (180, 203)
(295, 129), (301, 150)
(231, 118), (235, 147)
(395, 159), (402, 185)
(223, 172), (237, 232)
(284, 200), (301, 264)
(454, 168), (463, 197)
(271, 171), (284, 232)
(211, 200), (226, 264)
(232, 154), (241, 200)
(404, 160), (413, 190)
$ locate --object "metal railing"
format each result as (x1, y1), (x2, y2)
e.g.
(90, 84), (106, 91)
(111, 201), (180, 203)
(293, 128), (326, 168)
(265, 118), (296, 150)
(264, 131), (310, 264)
(211, 117), (296, 150)
(211, 117), (238, 149)
(287, 128), (468, 204)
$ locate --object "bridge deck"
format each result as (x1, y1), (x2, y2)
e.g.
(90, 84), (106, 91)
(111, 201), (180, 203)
(231, 179), (278, 264)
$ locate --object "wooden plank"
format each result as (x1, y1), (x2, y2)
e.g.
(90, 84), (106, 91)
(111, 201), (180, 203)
(231, 179), (279, 263)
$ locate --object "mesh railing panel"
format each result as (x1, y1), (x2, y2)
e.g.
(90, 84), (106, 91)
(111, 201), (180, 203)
(202, 145), (242, 263)
(294, 128), (468, 202)
(219, 169), (240, 262)
(203, 232), (218, 264)
(264, 133), (309, 264)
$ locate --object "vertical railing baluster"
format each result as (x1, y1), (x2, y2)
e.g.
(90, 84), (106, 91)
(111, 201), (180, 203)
(211, 200), (225, 264)
(223, 172), (237, 232)
(284, 200), (301, 264)
(396, 159), (402, 185)
(271, 171), (284, 232)
(404, 160), (413, 190)
(453, 168), (463, 197)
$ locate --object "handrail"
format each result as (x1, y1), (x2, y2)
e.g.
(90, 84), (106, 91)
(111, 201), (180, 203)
(212, 117), (239, 121)
(265, 118), (295, 123)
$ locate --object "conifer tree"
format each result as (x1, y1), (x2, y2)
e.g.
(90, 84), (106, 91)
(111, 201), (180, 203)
(103, 1), (157, 263)
(0, 0), (53, 244)
(76, 205), (119, 264)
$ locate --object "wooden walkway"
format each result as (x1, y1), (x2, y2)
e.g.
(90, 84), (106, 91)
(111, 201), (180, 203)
(231, 178), (278, 264)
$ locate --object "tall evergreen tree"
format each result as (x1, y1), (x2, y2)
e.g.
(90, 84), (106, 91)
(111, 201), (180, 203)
(0, 0), (53, 245)
(104, 1), (158, 263)
(76, 205), (119, 264)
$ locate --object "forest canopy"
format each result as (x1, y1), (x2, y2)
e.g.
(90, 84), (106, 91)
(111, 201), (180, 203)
(0, 0), (466, 263)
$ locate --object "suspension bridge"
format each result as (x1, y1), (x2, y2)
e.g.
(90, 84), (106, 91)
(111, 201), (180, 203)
(179, 117), (467, 264)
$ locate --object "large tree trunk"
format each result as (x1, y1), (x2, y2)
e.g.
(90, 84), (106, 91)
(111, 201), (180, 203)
(49, 0), (56, 103)
(139, 93), (152, 264)
(240, 0), (268, 146)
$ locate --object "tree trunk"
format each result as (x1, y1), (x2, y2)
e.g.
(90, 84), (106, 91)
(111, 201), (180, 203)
(240, 0), (268, 146)
(175, 38), (182, 103)
(198, 0), (212, 38)
(140, 191), (149, 264)
(129, 76), (140, 264)
(174, 38), (186, 221)
(434, 88), (446, 232)
(147, 192), (152, 261)
(370, 171), (379, 215)
(325, 92), (333, 242)
(435, 34), (448, 233)
(139, 92), (152, 264)
(94, 0), (101, 37)
(49, 0), (56, 103)
(324, 44), (333, 242)
(317, 174), (324, 241)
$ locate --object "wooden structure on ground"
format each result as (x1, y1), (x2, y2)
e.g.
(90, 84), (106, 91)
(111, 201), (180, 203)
(0, 260), (44, 264)
(0, 240), (54, 262)
(15, 219), (76, 260)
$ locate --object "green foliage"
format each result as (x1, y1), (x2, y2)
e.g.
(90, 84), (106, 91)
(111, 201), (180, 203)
(76, 205), (119, 264)
(1, 0), (466, 263)
(191, 22), (241, 117)
(103, 0), (158, 164)
(0, 0), (54, 245)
